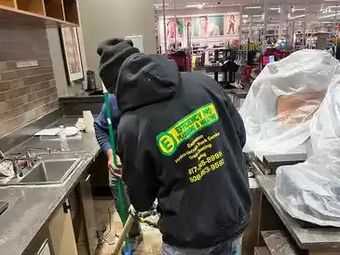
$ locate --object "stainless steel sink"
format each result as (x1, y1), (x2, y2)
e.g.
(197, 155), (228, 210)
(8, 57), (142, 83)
(19, 159), (79, 184)
(0, 152), (83, 186)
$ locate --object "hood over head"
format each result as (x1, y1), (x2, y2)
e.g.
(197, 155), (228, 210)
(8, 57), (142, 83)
(97, 39), (140, 93)
(116, 54), (179, 112)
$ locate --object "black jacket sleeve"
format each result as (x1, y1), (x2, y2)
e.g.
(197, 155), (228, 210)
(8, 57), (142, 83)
(117, 127), (160, 212)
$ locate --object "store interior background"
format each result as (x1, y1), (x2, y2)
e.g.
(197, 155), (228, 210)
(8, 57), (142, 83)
(54, 0), (340, 99)
(50, 0), (338, 95)
(152, 0), (340, 93)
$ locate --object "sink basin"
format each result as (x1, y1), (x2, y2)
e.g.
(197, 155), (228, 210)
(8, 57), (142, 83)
(19, 159), (78, 184)
(0, 152), (83, 186)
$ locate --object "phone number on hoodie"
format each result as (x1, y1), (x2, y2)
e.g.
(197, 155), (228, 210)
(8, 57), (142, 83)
(188, 151), (223, 175)
(188, 153), (225, 183)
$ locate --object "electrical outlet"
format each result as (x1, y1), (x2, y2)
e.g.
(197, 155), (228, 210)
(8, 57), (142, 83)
(16, 60), (38, 68)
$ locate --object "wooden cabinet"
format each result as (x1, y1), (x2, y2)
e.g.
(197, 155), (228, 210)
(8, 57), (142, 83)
(78, 174), (97, 255)
(23, 225), (53, 255)
(0, 0), (79, 27)
(69, 174), (98, 255)
(48, 199), (79, 255)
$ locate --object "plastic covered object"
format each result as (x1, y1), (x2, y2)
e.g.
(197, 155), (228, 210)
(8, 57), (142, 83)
(239, 49), (338, 154)
(275, 72), (340, 227)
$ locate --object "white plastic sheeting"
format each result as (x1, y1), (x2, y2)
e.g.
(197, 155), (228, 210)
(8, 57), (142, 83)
(239, 49), (339, 154)
(275, 72), (340, 227)
(239, 49), (340, 226)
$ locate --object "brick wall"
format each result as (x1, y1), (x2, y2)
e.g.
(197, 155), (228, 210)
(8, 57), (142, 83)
(0, 26), (59, 137)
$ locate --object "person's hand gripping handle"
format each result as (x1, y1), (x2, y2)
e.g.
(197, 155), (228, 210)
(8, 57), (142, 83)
(106, 149), (122, 178)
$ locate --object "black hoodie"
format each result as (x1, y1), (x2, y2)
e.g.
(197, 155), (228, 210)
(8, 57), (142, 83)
(116, 53), (251, 248)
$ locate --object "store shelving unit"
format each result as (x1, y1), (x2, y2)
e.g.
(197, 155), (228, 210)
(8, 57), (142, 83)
(44, 0), (65, 20)
(0, 0), (79, 27)
(63, 0), (78, 24)
(0, 0), (16, 8)
(17, 0), (44, 15)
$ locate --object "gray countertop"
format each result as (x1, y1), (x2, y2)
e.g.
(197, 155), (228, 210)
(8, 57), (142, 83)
(59, 91), (104, 103)
(0, 117), (100, 255)
(257, 175), (340, 251)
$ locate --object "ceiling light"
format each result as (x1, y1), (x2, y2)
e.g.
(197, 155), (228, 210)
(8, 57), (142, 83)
(324, 0), (340, 2)
(292, 7), (306, 13)
(325, 5), (340, 11)
(197, 3), (205, 9)
(270, 7), (281, 13)
(320, 13), (340, 18)
(204, 4), (217, 8)
(245, 6), (262, 9)
(185, 3), (205, 9)
(153, 3), (168, 8)
(288, 14), (306, 20)
(320, 7), (332, 14)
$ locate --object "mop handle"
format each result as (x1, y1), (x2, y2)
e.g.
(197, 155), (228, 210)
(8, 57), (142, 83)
(103, 92), (128, 225)
(103, 91), (132, 254)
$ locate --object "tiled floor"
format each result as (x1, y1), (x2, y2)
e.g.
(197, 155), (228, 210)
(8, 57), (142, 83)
(93, 197), (162, 255)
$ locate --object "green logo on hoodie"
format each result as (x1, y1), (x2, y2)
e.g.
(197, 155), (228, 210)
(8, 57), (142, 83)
(156, 103), (219, 156)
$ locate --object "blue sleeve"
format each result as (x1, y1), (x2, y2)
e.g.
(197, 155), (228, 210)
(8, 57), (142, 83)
(94, 95), (121, 153)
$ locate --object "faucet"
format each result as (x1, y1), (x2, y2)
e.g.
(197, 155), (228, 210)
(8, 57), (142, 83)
(0, 148), (50, 178)
(11, 158), (24, 177)
(0, 147), (50, 178)
(25, 148), (51, 167)
(6, 153), (45, 178)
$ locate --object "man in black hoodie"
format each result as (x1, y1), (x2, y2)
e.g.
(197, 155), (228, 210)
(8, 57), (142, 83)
(97, 39), (251, 254)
